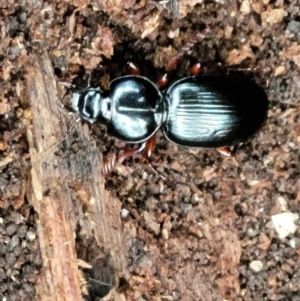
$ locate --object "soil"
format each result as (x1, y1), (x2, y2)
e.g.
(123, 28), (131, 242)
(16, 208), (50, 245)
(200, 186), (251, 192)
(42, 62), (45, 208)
(0, 0), (300, 301)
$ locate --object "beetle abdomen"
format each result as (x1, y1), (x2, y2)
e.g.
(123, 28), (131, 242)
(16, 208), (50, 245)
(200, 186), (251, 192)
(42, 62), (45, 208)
(162, 76), (268, 147)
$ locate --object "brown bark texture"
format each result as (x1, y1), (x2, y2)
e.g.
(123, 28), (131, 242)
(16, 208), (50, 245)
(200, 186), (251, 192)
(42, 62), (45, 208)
(25, 51), (127, 301)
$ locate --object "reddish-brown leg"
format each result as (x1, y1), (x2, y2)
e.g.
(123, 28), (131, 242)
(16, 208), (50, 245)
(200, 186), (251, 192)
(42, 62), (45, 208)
(190, 63), (203, 76)
(217, 147), (232, 157)
(157, 73), (169, 88)
(143, 133), (157, 159)
(141, 133), (166, 179)
(127, 62), (140, 75)
(101, 133), (158, 176)
(101, 143), (146, 175)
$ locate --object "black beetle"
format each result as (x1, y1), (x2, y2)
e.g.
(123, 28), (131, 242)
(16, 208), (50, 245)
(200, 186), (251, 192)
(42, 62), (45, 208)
(71, 69), (268, 174)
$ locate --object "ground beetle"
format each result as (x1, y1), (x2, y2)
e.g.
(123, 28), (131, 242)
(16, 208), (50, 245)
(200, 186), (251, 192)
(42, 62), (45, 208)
(71, 63), (269, 174)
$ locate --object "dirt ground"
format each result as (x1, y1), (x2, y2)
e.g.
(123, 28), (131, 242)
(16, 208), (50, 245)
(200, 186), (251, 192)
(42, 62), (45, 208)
(1, 0), (300, 300)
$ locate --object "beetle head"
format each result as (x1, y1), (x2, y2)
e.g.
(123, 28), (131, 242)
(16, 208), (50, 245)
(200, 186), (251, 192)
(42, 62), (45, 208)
(71, 88), (111, 124)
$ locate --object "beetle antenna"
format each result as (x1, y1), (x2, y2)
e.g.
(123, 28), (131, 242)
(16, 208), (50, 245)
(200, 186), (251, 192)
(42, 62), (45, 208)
(31, 84), (81, 164)
(147, 161), (166, 180)
(101, 153), (117, 176)
(31, 114), (81, 164)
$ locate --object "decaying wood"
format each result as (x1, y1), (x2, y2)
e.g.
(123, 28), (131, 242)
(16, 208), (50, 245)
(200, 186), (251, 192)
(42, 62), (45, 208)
(25, 51), (128, 301)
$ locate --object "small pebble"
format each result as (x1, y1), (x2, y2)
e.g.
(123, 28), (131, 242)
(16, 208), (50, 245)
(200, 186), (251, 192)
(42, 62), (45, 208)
(271, 212), (299, 239)
(121, 208), (129, 218)
(26, 230), (36, 241)
(249, 260), (263, 272)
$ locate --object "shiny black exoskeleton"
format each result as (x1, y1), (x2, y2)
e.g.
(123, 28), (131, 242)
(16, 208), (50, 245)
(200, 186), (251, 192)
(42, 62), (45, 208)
(72, 74), (268, 148)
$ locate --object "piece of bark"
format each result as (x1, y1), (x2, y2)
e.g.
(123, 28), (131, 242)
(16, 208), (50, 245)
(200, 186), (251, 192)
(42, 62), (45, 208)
(25, 51), (127, 300)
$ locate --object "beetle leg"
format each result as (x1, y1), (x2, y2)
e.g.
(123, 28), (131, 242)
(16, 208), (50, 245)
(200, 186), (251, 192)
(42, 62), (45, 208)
(102, 143), (146, 175)
(143, 133), (157, 159)
(118, 143), (147, 163)
(101, 134), (159, 176)
(127, 62), (140, 75)
(141, 133), (166, 179)
(190, 63), (203, 76)
(191, 61), (227, 75)
(217, 147), (232, 157)
(157, 73), (169, 88)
